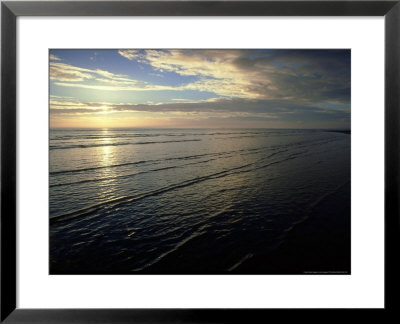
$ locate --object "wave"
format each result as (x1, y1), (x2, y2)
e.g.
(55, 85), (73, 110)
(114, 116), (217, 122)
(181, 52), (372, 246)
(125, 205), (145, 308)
(49, 141), (298, 176)
(51, 133), (188, 141)
(49, 135), (339, 222)
(228, 253), (254, 272)
(126, 205), (235, 271)
(50, 149), (308, 224)
(50, 151), (233, 176)
(50, 131), (269, 142)
(50, 139), (202, 150)
(50, 159), (157, 175)
(50, 162), (258, 224)
(50, 158), (218, 188)
(50, 147), (255, 175)
(50, 145), (296, 187)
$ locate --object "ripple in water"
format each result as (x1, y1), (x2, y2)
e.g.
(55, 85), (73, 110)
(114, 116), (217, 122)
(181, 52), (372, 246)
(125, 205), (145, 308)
(50, 128), (350, 274)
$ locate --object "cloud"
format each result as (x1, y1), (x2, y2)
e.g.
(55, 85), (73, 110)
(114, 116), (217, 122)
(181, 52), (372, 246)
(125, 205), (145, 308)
(50, 97), (349, 125)
(51, 50), (350, 106)
(50, 62), (144, 87)
(50, 63), (95, 82)
(50, 99), (112, 110)
(50, 59), (253, 95)
(53, 81), (178, 92)
(50, 54), (62, 61)
(118, 49), (350, 103)
(118, 50), (143, 61)
(50, 50), (351, 128)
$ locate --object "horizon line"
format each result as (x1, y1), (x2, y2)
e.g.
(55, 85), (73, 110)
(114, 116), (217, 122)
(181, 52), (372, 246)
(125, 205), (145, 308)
(50, 126), (351, 130)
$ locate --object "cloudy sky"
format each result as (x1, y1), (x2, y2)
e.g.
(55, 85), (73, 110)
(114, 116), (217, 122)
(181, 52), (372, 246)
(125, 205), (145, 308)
(50, 49), (350, 129)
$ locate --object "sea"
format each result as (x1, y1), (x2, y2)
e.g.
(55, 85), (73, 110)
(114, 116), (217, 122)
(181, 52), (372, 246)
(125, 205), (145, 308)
(49, 128), (351, 274)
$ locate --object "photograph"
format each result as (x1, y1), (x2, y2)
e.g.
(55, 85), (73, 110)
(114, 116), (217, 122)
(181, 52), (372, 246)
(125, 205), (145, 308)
(49, 49), (351, 274)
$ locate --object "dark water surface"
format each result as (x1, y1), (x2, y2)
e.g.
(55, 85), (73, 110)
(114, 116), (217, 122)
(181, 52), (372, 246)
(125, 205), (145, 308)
(50, 129), (350, 274)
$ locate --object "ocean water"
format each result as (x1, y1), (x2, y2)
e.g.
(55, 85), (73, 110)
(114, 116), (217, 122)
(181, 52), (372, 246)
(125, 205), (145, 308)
(49, 128), (351, 274)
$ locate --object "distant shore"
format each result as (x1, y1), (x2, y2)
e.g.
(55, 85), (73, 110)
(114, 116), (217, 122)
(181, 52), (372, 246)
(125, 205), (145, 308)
(325, 130), (351, 135)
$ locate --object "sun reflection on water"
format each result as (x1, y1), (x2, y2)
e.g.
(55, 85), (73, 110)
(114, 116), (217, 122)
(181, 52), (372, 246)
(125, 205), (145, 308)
(97, 128), (118, 200)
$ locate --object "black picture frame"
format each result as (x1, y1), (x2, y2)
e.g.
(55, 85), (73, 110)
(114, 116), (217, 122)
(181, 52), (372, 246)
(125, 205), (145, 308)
(1, 0), (399, 322)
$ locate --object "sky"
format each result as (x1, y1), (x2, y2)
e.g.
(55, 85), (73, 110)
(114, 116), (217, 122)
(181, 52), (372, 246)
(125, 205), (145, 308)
(49, 49), (350, 129)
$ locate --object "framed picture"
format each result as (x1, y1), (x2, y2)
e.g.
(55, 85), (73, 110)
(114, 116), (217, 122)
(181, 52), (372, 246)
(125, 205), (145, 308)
(1, 0), (399, 322)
